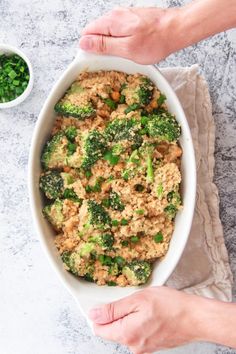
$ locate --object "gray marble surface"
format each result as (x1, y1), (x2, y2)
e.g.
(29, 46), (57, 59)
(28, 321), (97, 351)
(0, 0), (235, 353)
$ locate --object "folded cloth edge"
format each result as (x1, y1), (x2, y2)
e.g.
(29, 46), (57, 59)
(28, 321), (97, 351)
(160, 65), (233, 302)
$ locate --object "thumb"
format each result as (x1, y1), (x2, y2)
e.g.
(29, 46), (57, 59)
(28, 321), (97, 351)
(79, 34), (130, 58)
(89, 295), (137, 324)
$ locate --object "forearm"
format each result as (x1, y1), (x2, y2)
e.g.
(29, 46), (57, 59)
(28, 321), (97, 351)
(191, 295), (236, 347)
(172, 0), (236, 52)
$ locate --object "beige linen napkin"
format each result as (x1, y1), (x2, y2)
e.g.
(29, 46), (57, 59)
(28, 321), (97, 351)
(160, 65), (233, 301)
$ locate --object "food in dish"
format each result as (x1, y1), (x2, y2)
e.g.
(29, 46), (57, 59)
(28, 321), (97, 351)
(39, 70), (182, 286)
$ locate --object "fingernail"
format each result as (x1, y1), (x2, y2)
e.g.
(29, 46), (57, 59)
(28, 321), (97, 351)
(80, 36), (93, 50)
(89, 307), (102, 320)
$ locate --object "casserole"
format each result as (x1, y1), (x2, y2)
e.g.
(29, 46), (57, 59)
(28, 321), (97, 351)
(28, 49), (196, 317)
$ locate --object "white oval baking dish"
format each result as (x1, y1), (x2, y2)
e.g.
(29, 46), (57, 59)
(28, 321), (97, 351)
(28, 49), (196, 319)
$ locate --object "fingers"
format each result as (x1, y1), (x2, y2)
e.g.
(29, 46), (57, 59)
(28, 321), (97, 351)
(93, 319), (124, 342)
(79, 34), (131, 59)
(89, 294), (138, 324)
(129, 348), (151, 354)
(81, 15), (113, 36)
(81, 7), (141, 37)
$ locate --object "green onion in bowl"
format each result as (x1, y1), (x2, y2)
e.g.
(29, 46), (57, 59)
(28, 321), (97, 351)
(0, 44), (33, 109)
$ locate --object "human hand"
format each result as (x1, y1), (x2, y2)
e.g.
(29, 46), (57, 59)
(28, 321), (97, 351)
(89, 286), (208, 354)
(79, 2), (236, 65)
(79, 7), (180, 64)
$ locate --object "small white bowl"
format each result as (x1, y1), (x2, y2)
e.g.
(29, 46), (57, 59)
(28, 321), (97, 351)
(28, 50), (196, 319)
(0, 44), (34, 109)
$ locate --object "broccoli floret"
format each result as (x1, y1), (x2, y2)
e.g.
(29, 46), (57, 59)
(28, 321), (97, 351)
(87, 200), (111, 229)
(103, 144), (124, 166)
(39, 170), (64, 199)
(81, 130), (107, 170)
(89, 233), (115, 250)
(108, 191), (125, 211)
(61, 251), (95, 280)
(139, 143), (156, 183)
(61, 251), (79, 275)
(108, 263), (119, 276)
(121, 149), (144, 181)
(121, 77), (153, 107)
(64, 126), (78, 141)
(39, 170), (82, 204)
(165, 191), (181, 219)
(63, 188), (83, 205)
(164, 204), (177, 219)
(122, 260), (152, 285)
(146, 113), (181, 142)
(105, 118), (143, 151)
(83, 265), (95, 282)
(85, 177), (105, 193)
(41, 128), (81, 170)
(138, 78), (153, 105)
(112, 144), (124, 155)
(41, 131), (66, 170)
(167, 191), (181, 204)
(54, 102), (95, 119)
(99, 233), (114, 249)
(43, 200), (64, 230)
(79, 242), (96, 257)
(105, 118), (140, 142)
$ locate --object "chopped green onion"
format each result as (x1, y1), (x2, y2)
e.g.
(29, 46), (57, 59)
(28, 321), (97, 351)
(67, 142), (77, 156)
(104, 98), (117, 110)
(112, 219), (119, 227)
(121, 240), (129, 247)
(119, 94), (126, 104)
(104, 150), (120, 165)
(157, 93), (166, 106)
(107, 281), (117, 286)
(114, 256), (125, 267)
(135, 209), (145, 215)
(154, 232), (163, 243)
(125, 103), (140, 114)
(130, 235), (140, 243)
(156, 184), (164, 199)
(0, 53), (30, 103)
(120, 218), (128, 226)
(85, 170), (92, 179)
(141, 116), (149, 126)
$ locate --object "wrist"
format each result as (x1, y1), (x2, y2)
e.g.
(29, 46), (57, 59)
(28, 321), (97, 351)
(165, 0), (236, 54)
(187, 295), (236, 347)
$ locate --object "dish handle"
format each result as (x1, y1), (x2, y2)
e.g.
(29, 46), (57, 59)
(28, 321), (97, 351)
(73, 48), (104, 63)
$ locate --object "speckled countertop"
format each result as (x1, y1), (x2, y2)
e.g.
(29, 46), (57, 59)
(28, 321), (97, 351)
(0, 0), (235, 353)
